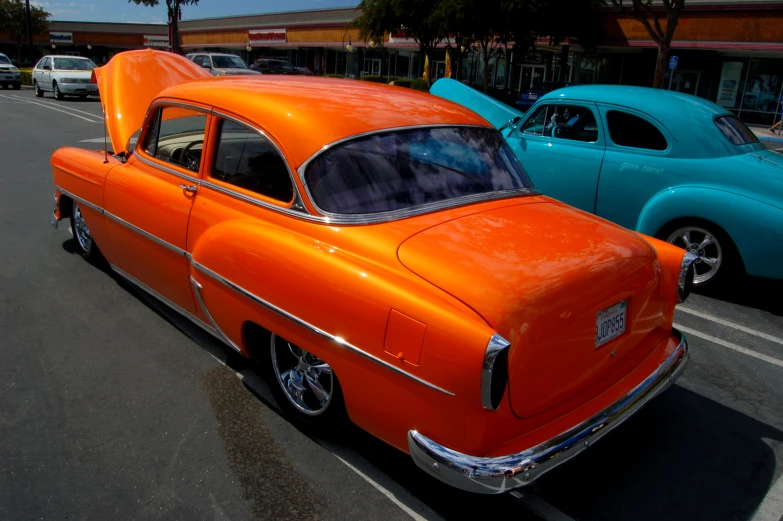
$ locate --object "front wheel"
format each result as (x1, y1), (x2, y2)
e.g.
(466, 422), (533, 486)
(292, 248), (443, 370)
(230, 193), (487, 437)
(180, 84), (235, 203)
(269, 333), (343, 425)
(70, 201), (102, 261)
(34, 81), (43, 97)
(12, 83), (20, 90)
(53, 82), (64, 100)
(663, 223), (741, 287)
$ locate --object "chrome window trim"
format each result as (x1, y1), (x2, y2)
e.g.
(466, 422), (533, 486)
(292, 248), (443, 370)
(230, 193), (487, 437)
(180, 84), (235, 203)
(135, 153), (201, 184)
(481, 334), (511, 410)
(295, 124), (539, 225)
(190, 258), (454, 396)
(190, 276), (242, 353)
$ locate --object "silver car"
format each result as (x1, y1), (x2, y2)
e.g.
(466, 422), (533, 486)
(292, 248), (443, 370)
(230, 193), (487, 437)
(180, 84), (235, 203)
(0, 53), (21, 90)
(32, 55), (99, 100)
(185, 52), (259, 76)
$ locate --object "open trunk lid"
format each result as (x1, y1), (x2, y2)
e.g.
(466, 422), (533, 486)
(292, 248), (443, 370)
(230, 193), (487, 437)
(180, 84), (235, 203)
(397, 199), (669, 418)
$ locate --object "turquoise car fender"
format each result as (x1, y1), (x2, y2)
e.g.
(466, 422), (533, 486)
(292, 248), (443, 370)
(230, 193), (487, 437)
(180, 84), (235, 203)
(636, 186), (783, 279)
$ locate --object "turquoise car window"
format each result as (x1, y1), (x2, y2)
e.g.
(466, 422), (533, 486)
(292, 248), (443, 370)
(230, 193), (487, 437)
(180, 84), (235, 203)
(606, 111), (667, 151)
(714, 115), (760, 146)
(304, 127), (533, 214)
(522, 104), (599, 143)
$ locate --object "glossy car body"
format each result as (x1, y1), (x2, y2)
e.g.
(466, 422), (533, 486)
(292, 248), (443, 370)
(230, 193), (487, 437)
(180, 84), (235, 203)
(32, 55), (98, 99)
(249, 59), (312, 75)
(0, 53), (22, 89)
(432, 79), (783, 284)
(185, 52), (259, 76)
(51, 50), (692, 494)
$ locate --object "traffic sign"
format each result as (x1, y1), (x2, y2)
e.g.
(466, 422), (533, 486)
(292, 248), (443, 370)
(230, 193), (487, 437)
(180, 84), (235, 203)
(669, 55), (679, 70)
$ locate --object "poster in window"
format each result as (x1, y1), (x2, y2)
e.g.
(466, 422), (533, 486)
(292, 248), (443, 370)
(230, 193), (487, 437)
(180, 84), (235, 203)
(716, 62), (743, 108)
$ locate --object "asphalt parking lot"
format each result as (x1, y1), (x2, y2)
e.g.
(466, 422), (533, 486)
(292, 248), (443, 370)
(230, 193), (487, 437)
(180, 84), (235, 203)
(1, 88), (782, 521)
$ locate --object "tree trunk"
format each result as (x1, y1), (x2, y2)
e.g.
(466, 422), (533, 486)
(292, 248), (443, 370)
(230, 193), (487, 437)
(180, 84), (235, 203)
(482, 48), (490, 93)
(171, 11), (180, 54)
(418, 44), (425, 78)
(16, 42), (22, 64)
(653, 42), (670, 89)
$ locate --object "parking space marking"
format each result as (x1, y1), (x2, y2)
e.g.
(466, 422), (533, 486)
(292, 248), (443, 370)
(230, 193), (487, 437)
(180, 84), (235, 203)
(510, 491), (575, 521)
(678, 306), (783, 347)
(0, 94), (102, 123)
(750, 470), (783, 521)
(6, 94), (104, 119)
(675, 323), (783, 368)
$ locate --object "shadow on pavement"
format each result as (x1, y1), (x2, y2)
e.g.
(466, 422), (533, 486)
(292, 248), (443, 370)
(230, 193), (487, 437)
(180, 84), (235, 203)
(696, 276), (783, 316)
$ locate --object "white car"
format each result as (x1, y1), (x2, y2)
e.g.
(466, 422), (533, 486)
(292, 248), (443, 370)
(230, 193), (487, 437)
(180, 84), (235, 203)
(0, 53), (21, 90)
(32, 55), (99, 100)
(185, 52), (259, 76)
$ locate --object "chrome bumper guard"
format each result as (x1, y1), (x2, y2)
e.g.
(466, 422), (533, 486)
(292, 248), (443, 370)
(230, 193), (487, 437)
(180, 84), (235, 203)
(408, 328), (689, 494)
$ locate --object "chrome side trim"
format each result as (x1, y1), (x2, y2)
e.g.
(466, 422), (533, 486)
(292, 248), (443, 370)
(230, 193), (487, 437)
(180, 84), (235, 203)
(110, 263), (221, 341)
(56, 186), (104, 215)
(408, 329), (689, 494)
(135, 153), (201, 184)
(190, 259), (454, 396)
(104, 210), (186, 256)
(190, 276), (242, 353)
(481, 334), (511, 410)
(678, 251), (699, 303)
(198, 179), (320, 222)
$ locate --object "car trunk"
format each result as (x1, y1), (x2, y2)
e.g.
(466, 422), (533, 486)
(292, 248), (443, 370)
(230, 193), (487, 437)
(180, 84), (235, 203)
(397, 199), (668, 419)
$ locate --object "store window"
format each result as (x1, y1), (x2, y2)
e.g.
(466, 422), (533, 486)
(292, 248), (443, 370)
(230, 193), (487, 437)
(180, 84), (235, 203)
(739, 58), (783, 126)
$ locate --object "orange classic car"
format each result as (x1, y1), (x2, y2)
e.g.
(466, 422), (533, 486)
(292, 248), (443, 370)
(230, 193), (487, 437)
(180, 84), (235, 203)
(50, 50), (696, 494)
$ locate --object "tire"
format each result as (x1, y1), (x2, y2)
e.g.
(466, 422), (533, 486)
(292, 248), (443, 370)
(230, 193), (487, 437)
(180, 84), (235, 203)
(0, 84), (7, 89)
(658, 219), (743, 288)
(34, 81), (43, 97)
(69, 201), (102, 262)
(53, 81), (64, 100)
(12, 83), (20, 90)
(267, 332), (345, 427)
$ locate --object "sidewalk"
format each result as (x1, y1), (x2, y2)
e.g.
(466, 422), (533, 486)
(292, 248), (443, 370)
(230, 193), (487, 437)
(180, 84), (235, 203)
(750, 125), (783, 144)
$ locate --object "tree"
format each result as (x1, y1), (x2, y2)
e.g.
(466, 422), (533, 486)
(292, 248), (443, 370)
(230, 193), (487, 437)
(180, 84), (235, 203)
(610, 0), (685, 88)
(438, 0), (474, 82)
(0, 0), (49, 64)
(353, 0), (445, 86)
(128, 0), (198, 54)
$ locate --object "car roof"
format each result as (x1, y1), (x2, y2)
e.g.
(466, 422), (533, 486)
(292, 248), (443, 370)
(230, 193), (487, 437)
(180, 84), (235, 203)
(539, 85), (738, 158)
(158, 76), (490, 167)
(44, 55), (93, 60)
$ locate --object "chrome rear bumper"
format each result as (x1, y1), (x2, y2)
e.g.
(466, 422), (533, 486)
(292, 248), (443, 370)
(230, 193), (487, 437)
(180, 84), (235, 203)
(408, 329), (688, 494)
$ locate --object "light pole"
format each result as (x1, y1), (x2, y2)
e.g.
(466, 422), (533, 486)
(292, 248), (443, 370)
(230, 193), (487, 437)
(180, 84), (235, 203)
(24, 0), (34, 65)
(342, 32), (353, 78)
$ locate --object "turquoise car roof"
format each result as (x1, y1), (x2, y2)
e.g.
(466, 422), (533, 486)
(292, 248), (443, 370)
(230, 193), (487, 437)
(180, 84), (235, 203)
(538, 85), (751, 159)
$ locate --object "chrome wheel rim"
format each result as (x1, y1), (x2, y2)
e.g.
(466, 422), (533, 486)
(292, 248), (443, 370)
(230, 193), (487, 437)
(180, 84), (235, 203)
(73, 203), (92, 252)
(270, 334), (333, 416)
(34, 83), (39, 95)
(667, 226), (722, 284)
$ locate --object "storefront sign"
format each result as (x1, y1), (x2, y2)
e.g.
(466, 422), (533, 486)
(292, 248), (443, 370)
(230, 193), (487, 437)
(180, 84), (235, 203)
(248, 29), (286, 43)
(388, 30), (416, 44)
(717, 61), (743, 108)
(143, 35), (169, 47)
(50, 32), (73, 44)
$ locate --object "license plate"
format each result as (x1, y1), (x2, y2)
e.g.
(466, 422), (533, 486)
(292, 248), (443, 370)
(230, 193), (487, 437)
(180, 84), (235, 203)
(596, 300), (627, 348)
(529, 94), (538, 100)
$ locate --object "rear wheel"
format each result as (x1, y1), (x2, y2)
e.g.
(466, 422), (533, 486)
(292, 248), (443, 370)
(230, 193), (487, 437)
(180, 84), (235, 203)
(34, 81), (43, 97)
(660, 220), (742, 287)
(53, 81), (64, 100)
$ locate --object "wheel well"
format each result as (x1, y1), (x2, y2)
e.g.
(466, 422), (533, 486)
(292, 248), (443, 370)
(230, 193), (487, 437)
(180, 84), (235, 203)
(655, 216), (746, 271)
(241, 321), (272, 362)
(59, 194), (73, 220)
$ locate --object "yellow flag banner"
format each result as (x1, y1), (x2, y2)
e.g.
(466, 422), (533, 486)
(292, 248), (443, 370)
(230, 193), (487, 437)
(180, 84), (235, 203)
(445, 49), (452, 78)
(423, 54), (429, 80)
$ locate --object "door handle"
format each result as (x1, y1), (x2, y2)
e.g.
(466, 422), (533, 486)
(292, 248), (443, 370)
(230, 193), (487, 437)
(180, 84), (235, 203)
(179, 184), (198, 193)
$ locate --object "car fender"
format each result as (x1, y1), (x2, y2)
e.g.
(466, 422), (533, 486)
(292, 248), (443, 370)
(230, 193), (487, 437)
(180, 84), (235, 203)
(636, 185), (783, 279)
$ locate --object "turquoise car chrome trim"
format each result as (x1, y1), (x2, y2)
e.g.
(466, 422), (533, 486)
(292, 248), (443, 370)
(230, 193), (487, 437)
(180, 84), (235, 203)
(408, 329), (688, 494)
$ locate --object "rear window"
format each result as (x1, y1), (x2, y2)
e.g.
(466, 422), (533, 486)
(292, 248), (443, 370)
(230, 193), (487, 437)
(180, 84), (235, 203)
(714, 115), (760, 146)
(303, 127), (533, 215)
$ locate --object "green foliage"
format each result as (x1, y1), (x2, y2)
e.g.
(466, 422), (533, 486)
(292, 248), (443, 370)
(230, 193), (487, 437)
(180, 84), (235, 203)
(19, 68), (32, 85)
(325, 73), (347, 78)
(410, 78), (429, 91)
(391, 78), (413, 88)
(0, 0), (50, 63)
(360, 75), (404, 83)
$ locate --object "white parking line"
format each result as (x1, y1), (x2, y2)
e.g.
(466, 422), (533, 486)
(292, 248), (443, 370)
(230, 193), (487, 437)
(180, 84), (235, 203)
(675, 323), (783, 368)
(677, 306), (783, 346)
(750, 470), (783, 521)
(0, 94), (102, 123)
(7, 94), (104, 119)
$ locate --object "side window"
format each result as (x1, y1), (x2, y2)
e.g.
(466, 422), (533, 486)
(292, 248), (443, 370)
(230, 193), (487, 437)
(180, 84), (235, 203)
(142, 106), (207, 172)
(606, 111), (667, 151)
(281, 62), (295, 72)
(521, 104), (599, 143)
(268, 61), (282, 71)
(212, 119), (294, 203)
(39, 57), (50, 69)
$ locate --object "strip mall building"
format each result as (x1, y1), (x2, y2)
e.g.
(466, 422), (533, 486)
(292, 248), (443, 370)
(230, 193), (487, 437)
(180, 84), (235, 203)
(1, 1), (782, 125)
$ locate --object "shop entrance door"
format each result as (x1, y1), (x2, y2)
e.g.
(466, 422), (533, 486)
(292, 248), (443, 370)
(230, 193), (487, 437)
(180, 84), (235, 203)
(671, 70), (701, 95)
(518, 65), (546, 91)
(431, 61), (446, 80)
(364, 59), (381, 75)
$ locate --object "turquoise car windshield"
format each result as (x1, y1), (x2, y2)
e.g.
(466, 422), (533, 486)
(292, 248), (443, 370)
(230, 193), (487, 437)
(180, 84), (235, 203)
(304, 127), (533, 214)
(714, 115), (760, 146)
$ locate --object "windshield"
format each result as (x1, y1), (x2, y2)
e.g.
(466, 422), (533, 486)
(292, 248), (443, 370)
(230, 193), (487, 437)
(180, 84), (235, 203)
(714, 115), (760, 146)
(52, 58), (97, 71)
(0, 55), (11, 65)
(304, 126), (534, 215)
(212, 55), (247, 69)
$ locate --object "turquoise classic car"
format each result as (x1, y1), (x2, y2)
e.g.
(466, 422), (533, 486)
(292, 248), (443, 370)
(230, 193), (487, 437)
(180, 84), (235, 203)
(431, 79), (783, 286)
